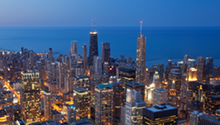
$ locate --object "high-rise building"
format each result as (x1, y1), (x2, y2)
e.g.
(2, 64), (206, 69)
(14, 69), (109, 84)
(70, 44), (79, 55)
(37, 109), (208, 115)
(103, 61), (109, 74)
(48, 47), (53, 62)
(188, 67), (197, 81)
(197, 112), (220, 125)
(197, 56), (204, 83)
(101, 42), (110, 63)
(125, 81), (145, 102)
(153, 71), (161, 89)
(88, 31), (98, 66)
(21, 46), (24, 55)
(136, 21), (146, 84)
(73, 87), (90, 119)
(206, 95), (220, 114)
(157, 64), (164, 81)
(74, 75), (90, 91)
(44, 90), (51, 121)
(198, 85), (203, 102)
(184, 54), (190, 64)
(168, 72), (181, 104)
(153, 88), (168, 106)
(187, 59), (196, 68)
(190, 110), (200, 125)
(82, 44), (88, 70)
(93, 56), (103, 75)
(58, 62), (68, 89)
(118, 67), (135, 84)
(95, 84), (113, 125)
(70, 41), (77, 55)
(64, 76), (73, 93)
(111, 80), (124, 118)
(206, 57), (214, 77)
(21, 70), (41, 125)
(124, 89), (146, 125)
(64, 99), (76, 124)
(168, 81), (177, 107)
(12, 104), (22, 121)
(143, 104), (178, 125)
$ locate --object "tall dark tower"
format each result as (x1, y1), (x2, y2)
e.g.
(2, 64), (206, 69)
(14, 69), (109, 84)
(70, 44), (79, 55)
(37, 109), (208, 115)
(21, 46), (24, 55)
(101, 42), (110, 63)
(88, 19), (98, 66)
(83, 44), (88, 69)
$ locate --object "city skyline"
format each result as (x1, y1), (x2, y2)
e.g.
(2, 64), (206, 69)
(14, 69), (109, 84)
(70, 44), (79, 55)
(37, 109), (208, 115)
(1, 1), (220, 125)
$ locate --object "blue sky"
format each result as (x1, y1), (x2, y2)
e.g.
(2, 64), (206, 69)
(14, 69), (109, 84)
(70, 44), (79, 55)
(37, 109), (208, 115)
(0, 0), (220, 27)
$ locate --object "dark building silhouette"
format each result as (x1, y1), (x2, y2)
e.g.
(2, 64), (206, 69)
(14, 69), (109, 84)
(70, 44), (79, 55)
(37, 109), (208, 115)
(101, 42), (110, 63)
(88, 31), (98, 66)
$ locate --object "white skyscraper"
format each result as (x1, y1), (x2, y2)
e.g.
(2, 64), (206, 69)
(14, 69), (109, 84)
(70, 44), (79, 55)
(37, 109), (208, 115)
(124, 89), (146, 125)
(153, 88), (167, 106)
(93, 56), (103, 75)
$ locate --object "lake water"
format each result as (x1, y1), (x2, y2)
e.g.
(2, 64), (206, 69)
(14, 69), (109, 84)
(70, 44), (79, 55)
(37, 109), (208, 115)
(0, 26), (220, 67)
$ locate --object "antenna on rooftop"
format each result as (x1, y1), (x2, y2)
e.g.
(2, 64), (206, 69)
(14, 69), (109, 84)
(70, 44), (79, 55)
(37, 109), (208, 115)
(94, 18), (96, 32)
(140, 21), (143, 35)
(91, 19), (93, 31)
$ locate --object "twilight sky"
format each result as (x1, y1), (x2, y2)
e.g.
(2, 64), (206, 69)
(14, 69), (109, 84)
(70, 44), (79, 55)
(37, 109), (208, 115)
(0, 0), (220, 27)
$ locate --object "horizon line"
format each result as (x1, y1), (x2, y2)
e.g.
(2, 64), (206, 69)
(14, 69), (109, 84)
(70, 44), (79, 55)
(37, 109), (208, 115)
(0, 26), (220, 28)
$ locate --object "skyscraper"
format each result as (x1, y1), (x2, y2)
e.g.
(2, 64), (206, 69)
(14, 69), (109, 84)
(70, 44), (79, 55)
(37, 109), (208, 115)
(58, 62), (68, 89)
(206, 57), (214, 77)
(125, 81), (145, 102)
(153, 88), (168, 106)
(184, 54), (190, 64)
(136, 21), (146, 84)
(168, 81), (177, 107)
(73, 87), (90, 119)
(143, 104), (178, 125)
(44, 90), (51, 121)
(124, 89), (146, 125)
(112, 80), (124, 118)
(48, 47), (53, 62)
(82, 44), (88, 70)
(95, 83), (113, 125)
(88, 31), (98, 66)
(74, 75), (90, 91)
(93, 56), (103, 75)
(101, 42), (110, 63)
(64, 99), (76, 124)
(70, 41), (77, 55)
(187, 59), (196, 68)
(21, 70), (41, 125)
(197, 56), (204, 83)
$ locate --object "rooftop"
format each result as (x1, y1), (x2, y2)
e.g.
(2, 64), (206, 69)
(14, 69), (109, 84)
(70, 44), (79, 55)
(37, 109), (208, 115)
(118, 67), (135, 72)
(209, 95), (220, 99)
(126, 81), (144, 87)
(75, 75), (90, 79)
(154, 88), (167, 92)
(145, 104), (177, 113)
(74, 87), (87, 92)
(97, 83), (112, 90)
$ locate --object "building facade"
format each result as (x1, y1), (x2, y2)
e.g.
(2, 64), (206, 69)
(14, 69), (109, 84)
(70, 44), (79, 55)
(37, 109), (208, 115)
(95, 84), (113, 125)
(21, 70), (41, 124)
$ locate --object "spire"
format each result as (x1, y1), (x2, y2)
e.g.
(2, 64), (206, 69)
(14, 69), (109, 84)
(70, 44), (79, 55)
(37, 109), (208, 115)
(140, 21), (143, 35)
(199, 85), (203, 90)
(91, 19), (93, 31)
(94, 18), (96, 32)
